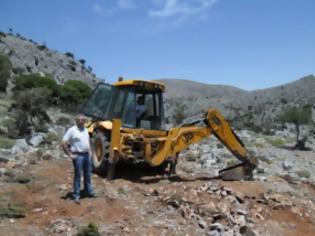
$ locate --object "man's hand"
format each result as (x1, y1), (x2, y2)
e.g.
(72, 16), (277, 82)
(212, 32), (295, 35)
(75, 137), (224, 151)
(69, 153), (76, 160)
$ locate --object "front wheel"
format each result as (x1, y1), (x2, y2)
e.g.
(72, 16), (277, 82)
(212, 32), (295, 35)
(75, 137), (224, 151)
(91, 132), (110, 175)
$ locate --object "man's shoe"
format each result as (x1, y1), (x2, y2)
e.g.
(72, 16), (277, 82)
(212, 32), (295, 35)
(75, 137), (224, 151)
(74, 197), (80, 204)
(86, 193), (96, 198)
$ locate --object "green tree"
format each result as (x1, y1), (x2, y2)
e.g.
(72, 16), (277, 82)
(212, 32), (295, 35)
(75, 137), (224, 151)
(79, 59), (86, 65)
(14, 73), (60, 104)
(60, 80), (92, 106)
(65, 52), (74, 58)
(0, 53), (12, 92)
(9, 87), (51, 137)
(278, 105), (312, 145)
(173, 102), (186, 125)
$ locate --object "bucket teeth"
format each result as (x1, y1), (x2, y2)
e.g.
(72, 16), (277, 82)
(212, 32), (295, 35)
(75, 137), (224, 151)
(219, 162), (254, 181)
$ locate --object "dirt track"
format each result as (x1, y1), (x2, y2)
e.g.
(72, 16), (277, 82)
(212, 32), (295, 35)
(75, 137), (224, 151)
(1, 158), (315, 235)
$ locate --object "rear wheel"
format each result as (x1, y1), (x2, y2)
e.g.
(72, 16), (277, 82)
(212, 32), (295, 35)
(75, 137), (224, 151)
(91, 132), (110, 175)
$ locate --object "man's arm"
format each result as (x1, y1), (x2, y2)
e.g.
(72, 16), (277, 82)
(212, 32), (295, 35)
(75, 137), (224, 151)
(62, 141), (76, 160)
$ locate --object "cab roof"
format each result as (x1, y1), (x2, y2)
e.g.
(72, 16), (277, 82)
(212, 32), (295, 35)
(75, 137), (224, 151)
(113, 79), (165, 92)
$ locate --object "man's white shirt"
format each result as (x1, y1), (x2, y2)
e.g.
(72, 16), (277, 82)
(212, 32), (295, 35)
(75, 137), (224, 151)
(62, 125), (90, 153)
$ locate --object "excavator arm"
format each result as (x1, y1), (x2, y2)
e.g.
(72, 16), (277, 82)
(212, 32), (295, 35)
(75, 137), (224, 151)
(147, 108), (257, 180)
(205, 109), (257, 180)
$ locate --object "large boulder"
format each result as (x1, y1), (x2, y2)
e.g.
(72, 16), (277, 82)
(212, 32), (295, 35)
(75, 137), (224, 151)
(28, 132), (46, 147)
(11, 139), (31, 154)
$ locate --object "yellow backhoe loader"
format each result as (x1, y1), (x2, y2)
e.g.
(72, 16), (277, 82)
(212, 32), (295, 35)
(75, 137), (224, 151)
(81, 79), (257, 181)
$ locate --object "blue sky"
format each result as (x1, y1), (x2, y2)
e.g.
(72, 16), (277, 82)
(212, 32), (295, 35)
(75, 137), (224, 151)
(0, 0), (314, 90)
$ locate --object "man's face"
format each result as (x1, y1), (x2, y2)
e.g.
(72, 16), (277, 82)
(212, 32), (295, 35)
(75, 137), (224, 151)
(76, 116), (86, 129)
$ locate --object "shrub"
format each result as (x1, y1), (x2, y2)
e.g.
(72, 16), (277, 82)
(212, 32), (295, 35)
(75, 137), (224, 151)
(0, 137), (15, 149)
(0, 31), (6, 38)
(277, 106), (312, 144)
(268, 138), (285, 147)
(65, 80), (91, 98)
(9, 87), (51, 137)
(280, 98), (288, 104)
(14, 74), (59, 102)
(59, 80), (91, 104)
(255, 143), (264, 148)
(45, 131), (59, 144)
(59, 84), (81, 106)
(173, 102), (186, 125)
(56, 116), (71, 126)
(12, 67), (25, 75)
(78, 222), (100, 236)
(0, 202), (26, 219)
(295, 170), (311, 179)
(65, 52), (74, 58)
(0, 53), (12, 91)
(37, 45), (47, 51)
(79, 59), (86, 65)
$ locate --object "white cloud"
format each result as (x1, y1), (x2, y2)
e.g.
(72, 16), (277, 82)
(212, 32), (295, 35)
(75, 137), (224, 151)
(93, 3), (104, 14)
(117, 0), (135, 9)
(149, 0), (217, 18)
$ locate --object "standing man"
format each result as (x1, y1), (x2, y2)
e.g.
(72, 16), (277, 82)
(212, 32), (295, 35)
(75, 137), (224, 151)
(62, 114), (95, 204)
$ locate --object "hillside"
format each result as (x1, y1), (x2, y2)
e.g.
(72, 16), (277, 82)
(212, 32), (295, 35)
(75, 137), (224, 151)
(0, 32), (99, 87)
(159, 79), (246, 99)
(160, 75), (315, 129)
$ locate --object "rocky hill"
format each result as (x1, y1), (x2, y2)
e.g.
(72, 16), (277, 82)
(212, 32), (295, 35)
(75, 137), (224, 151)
(159, 79), (245, 99)
(160, 75), (315, 129)
(0, 32), (99, 87)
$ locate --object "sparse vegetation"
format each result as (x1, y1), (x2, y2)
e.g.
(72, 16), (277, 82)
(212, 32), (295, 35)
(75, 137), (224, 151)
(0, 195), (27, 219)
(45, 131), (59, 144)
(0, 53), (12, 91)
(12, 67), (25, 75)
(77, 222), (100, 236)
(37, 44), (47, 51)
(65, 52), (74, 58)
(56, 116), (71, 126)
(295, 170), (311, 179)
(0, 137), (15, 149)
(254, 143), (265, 148)
(277, 106), (312, 147)
(267, 138), (285, 147)
(14, 73), (60, 104)
(173, 102), (186, 125)
(14, 73), (58, 93)
(59, 80), (92, 107)
(0, 203), (26, 219)
(12, 73), (92, 113)
(9, 87), (51, 137)
(0, 31), (6, 38)
(79, 59), (86, 65)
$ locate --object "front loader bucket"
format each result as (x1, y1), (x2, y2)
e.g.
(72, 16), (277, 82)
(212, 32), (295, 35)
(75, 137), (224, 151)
(219, 162), (254, 181)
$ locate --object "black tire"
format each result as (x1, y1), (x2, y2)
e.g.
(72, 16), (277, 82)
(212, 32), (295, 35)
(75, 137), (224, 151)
(91, 132), (110, 175)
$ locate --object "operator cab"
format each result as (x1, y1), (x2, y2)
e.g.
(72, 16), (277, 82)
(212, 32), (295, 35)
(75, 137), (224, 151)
(81, 79), (166, 130)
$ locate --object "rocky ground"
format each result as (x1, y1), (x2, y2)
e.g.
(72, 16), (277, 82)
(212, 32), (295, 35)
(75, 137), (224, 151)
(0, 111), (315, 235)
